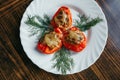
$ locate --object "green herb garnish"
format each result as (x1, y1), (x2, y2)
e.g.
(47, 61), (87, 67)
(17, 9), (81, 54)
(52, 47), (74, 75)
(25, 14), (53, 37)
(75, 14), (103, 31)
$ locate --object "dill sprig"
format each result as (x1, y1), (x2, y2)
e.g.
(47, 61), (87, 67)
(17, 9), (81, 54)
(75, 14), (103, 31)
(25, 14), (53, 37)
(52, 47), (74, 75)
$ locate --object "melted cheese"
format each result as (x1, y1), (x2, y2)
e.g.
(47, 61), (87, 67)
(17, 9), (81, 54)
(69, 31), (80, 41)
(54, 10), (68, 27)
(44, 32), (60, 48)
(67, 30), (84, 44)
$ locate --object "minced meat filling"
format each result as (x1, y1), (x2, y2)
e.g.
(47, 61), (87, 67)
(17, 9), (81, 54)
(66, 30), (84, 44)
(54, 10), (69, 27)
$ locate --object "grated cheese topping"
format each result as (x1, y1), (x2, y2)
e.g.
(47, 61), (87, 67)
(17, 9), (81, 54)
(44, 32), (61, 49)
(54, 10), (69, 27)
(66, 30), (84, 44)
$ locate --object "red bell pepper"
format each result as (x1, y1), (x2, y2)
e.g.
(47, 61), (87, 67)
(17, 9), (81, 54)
(37, 41), (62, 54)
(37, 28), (62, 54)
(63, 27), (87, 52)
(51, 6), (72, 31)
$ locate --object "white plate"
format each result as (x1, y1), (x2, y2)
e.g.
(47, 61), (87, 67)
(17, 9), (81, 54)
(20, 0), (108, 74)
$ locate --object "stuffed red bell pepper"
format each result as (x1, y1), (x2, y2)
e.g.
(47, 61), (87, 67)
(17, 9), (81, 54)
(51, 6), (72, 31)
(63, 27), (87, 52)
(37, 28), (63, 54)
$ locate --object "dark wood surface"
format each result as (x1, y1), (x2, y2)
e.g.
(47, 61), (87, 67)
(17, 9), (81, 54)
(0, 0), (120, 80)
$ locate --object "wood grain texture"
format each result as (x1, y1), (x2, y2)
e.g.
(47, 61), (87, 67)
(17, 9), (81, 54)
(0, 0), (120, 80)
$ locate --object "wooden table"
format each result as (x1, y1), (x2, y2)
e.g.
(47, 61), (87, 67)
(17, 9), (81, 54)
(0, 0), (120, 80)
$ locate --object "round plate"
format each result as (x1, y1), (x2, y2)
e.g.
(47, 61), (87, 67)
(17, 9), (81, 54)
(20, 0), (108, 74)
